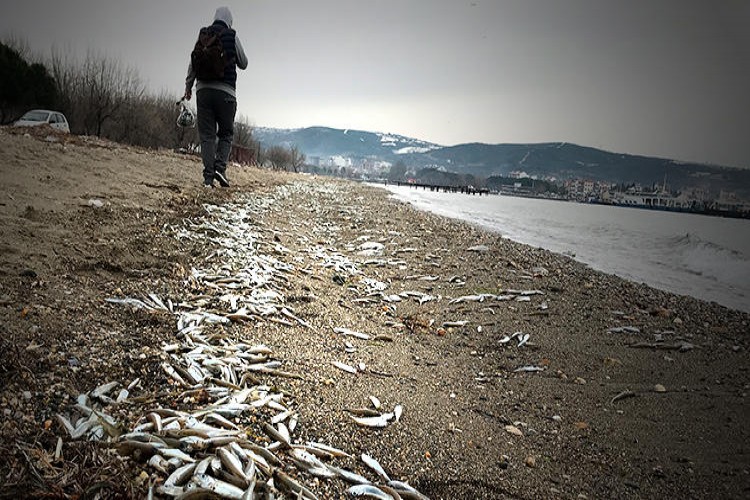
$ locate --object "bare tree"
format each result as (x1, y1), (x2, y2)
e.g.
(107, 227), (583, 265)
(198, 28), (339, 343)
(265, 144), (292, 170)
(289, 145), (305, 173)
(81, 50), (145, 136)
(234, 115), (253, 148)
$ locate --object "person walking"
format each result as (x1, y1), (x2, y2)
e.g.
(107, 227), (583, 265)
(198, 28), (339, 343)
(183, 6), (248, 188)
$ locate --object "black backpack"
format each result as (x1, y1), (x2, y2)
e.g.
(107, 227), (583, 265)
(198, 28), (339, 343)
(191, 26), (226, 80)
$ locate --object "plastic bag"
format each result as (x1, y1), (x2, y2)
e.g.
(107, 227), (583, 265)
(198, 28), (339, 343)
(176, 99), (196, 128)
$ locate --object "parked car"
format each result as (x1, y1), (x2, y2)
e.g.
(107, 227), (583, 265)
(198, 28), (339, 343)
(14, 109), (70, 133)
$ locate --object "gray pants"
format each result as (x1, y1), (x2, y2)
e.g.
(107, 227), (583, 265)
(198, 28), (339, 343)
(197, 88), (237, 184)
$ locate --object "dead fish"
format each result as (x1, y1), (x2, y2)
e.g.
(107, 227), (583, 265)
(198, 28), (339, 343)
(203, 412), (240, 430)
(289, 449), (336, 479)
(417, 295), (435, 305)
(517, 333), (530, 348)
(361, 453), (391, 482)
(334, 327), (371, 340)
(276, 422), (291, 444)
(448, 294), (493, 304)
(349, 413), (393, 428)
(164, 462), (196, 487)
(146, 412), (163, 433)
(333, 361), (358, 374)
(387, 480), (430, 500)
(111, 389), (128, 405)
(326, 464), (371, 485)
(273, 469), (319, 500)
(160, 448), (196, 462)
(262, 422), (290, 448)
(271, 409), (294, 425)
(607, 326), (641, 334)
(513, 365), (545, 373)
(348, 484), (394, 499)
(369, 396), (381, 410)
(91, 381), (119, 399)
(442, 321), (468, 328)
(393, 404), (403, 423)
(306, 441), (352, 458)
(218, 447), (248, 484)
(611, 390), (636, 404)
(162, 363), (188, 386)
(347, 408), (382, 417)
(192, 473), (246, 500)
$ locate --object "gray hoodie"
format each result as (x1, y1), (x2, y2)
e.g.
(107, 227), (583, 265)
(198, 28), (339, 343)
(185, 7), (248, 98)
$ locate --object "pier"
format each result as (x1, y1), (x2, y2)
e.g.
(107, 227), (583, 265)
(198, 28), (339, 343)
(388, 180), (490, 195)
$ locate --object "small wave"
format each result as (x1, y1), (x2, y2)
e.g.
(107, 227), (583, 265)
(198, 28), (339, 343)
(670, 232), (742, 258)
(670, 233), (749, 287)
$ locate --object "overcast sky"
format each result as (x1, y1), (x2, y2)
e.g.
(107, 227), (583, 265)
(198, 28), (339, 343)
(2, 0), (749, 168)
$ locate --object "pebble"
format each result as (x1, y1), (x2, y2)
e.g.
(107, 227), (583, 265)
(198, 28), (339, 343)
(574, 377), (586, 385)
(525, 456), (536, 467)
(505, 425), (523, 436)
(654, 384), (667, 393)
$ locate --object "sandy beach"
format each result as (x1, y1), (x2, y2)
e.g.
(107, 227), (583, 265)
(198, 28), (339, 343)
(1, 127), (748, 499)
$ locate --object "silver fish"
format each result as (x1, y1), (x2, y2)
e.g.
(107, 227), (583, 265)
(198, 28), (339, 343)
(333, 361), (358, 374)
(91, 381), (119, 399)
(306, 441), (352, 458)
(387, 480), (431, 500)
(326, 464), (371, 485)
(369, 396), (381, 410)
(513, 365), (545, 373)
(262, 422), (290, 448)
(442, 321), (468, 327)
(334, 327), (371, 340)
(164, 462), (196, 487)
(218, 447), (248, 484)
(517, 333), (530, 348)
(192, 473), (245, 500)
(393, 404), (403, 423)
(350, 414), (392, 428)
(347, 484), (394, 500)
(361, 453), (391, 482)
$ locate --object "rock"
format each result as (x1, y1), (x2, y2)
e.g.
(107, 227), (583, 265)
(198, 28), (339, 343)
(574, 377), (586, 385)
(525, 456), (536, 467)
(654, 384), (667, 393)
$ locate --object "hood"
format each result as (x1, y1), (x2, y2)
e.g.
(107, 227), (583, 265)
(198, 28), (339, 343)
(213, 7), (233, 28)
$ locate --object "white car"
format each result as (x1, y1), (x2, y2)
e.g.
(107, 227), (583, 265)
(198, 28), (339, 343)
(14, 109), (70, 133)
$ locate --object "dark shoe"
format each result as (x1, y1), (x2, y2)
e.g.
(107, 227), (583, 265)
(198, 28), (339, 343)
(214, 171), (230, 188)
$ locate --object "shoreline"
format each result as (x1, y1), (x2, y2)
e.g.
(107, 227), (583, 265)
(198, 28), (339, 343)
(1, 130), (749, 499)
(379, 182), (750, 314)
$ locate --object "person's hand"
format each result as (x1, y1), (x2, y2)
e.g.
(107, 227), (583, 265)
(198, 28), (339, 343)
(183, 89), (192, 101)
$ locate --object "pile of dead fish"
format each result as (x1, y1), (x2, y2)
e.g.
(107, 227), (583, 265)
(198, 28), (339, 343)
(57, 182), (429, 499)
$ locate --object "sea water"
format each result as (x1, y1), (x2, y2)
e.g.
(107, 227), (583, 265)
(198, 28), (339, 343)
(379, 184), (750, 313)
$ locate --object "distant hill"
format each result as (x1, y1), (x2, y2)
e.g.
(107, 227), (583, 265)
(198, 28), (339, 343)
(253, 127), (750, 197)
(253, 126), (440, 161)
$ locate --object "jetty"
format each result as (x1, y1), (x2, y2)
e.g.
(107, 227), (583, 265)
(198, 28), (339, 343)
(388, 180), (490, 195)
